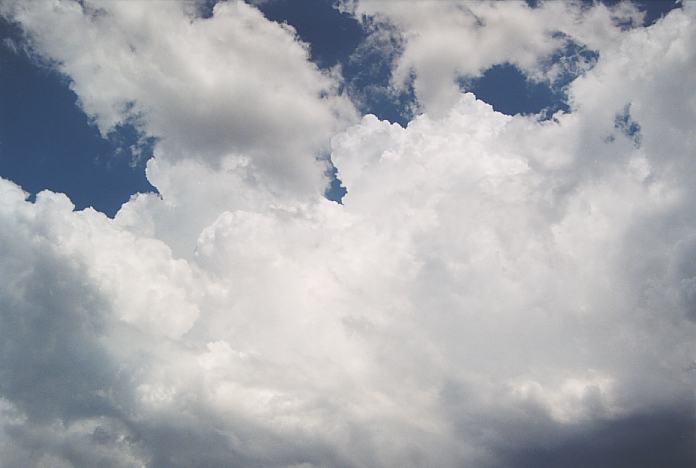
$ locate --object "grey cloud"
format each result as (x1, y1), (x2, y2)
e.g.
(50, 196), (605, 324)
(0, 219), (116, 423)
(1, 2), (696, 467)
(492, 406), (696, 468)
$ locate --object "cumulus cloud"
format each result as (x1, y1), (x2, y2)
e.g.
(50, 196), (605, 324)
(0, 1), (695, 467)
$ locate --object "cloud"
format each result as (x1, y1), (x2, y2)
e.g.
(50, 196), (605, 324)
(1, 0), (356, 198)
(0, 1), (696, 467)
(340, 0), (646, 116)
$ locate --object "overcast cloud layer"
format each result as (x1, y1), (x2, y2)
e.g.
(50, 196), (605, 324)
(1, 1), (696, 466)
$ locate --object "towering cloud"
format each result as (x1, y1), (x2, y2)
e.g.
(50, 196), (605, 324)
(0, 1), (694, 467)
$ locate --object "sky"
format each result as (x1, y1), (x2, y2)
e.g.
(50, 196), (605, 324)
(0, 0), (694, 467)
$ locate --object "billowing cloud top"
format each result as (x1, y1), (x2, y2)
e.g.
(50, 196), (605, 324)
(0, 1), (695, 467)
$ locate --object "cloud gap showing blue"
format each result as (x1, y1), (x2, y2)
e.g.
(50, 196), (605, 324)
(464, 64), (569, 117)
(0, 18), (156, 218)
(614, 104), (642, 147)
(463, 38), (599, 118)
(341, 17), (415, 127)
(609, 0), (682, 26)
(0, 1), (684, 215)
(251, 0), (373, 204)
(253, 0), (363, 69)
(251, 0), (415, 202)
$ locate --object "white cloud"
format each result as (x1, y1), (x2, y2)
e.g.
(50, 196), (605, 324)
(341, 0), (645, 116)
(1, 1), (696, 467)
(2, 0), (356, 199)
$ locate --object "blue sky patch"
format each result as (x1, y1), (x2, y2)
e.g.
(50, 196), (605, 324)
(614, 104), (642, 147)
(463, 37), (599, 118)
(0, 18), (156, 217)
(464, 64), (569, 117)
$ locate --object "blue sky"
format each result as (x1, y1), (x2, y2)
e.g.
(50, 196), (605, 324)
(1, 0), (678, 215)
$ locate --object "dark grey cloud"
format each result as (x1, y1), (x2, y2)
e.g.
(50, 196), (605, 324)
(493, 406), (696, 468)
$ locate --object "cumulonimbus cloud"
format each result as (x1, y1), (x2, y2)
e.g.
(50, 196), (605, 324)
(0, 1), (695, 467)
